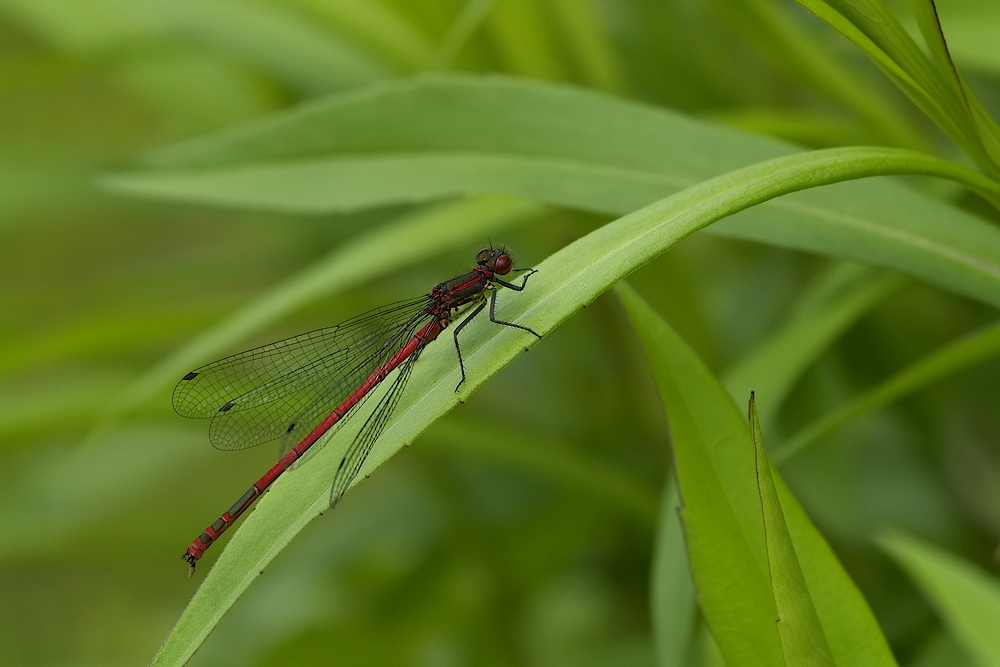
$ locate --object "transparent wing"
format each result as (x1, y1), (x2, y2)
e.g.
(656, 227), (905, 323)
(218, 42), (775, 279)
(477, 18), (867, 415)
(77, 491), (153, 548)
(172, 297), (429, 451)
(274, 308), (428, 452)
(327, 344), (422, 509)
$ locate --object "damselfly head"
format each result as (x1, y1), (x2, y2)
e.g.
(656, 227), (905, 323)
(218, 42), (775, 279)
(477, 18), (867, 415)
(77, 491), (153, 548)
(476, 247), (513, 275)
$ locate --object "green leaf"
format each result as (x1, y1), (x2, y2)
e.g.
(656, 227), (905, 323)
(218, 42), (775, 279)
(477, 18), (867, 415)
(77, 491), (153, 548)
(750, 393), (836, 666)
(909, 0), (963, 92)
(618, 283), (895, 667)
(155, 139), (956, 665)
(907, 0), (1000, 169)
(793, 0), (1000, 177)
(777, 318), (1000, 462)
(103, 76), (1000, 310)
(879, 530), (1000, 667)
(621, 278), (780, 665)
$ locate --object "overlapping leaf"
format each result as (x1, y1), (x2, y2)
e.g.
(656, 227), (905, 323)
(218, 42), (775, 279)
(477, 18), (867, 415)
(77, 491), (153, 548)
(104, 75), (1000, 310)
(620, 284), (893, 667)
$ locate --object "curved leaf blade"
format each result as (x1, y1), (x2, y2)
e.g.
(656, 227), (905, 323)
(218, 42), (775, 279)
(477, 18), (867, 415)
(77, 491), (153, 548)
(104, 76), (1000, 311)
(619, 284), (895, 667)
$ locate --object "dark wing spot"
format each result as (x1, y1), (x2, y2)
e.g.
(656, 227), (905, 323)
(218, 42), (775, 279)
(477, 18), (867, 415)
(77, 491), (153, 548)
(182, 372), (199, 381)
(285, 422), (296, 433)
(218, 401), (234, 412)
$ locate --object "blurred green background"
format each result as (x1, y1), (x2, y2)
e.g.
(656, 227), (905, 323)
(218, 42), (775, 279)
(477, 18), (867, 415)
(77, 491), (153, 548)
(4, 0), (1000, 665)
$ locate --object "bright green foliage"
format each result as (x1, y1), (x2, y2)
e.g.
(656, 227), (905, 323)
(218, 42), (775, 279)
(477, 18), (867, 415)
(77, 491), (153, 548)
(750, 394), (835, 667)
(620, 285), (894, 667)
(6, 0), (1000, 665)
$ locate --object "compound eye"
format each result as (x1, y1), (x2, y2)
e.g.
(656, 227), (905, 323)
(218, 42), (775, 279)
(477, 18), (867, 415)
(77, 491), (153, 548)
(493, 253), (512, 275)
(476, 248), (492, 264)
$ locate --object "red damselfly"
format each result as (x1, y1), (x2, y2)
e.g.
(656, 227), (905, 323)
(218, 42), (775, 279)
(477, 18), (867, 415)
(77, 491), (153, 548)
(174, 247), (540, 574)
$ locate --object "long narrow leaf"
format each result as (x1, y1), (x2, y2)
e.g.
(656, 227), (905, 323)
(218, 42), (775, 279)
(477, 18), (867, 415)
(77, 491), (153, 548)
(751, 393), (835, 666)
(795, 0), (1000, 177)
(103, 76), (1000, 308)
(618, 284), (894, 666)
(621, 284), (781, 666)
